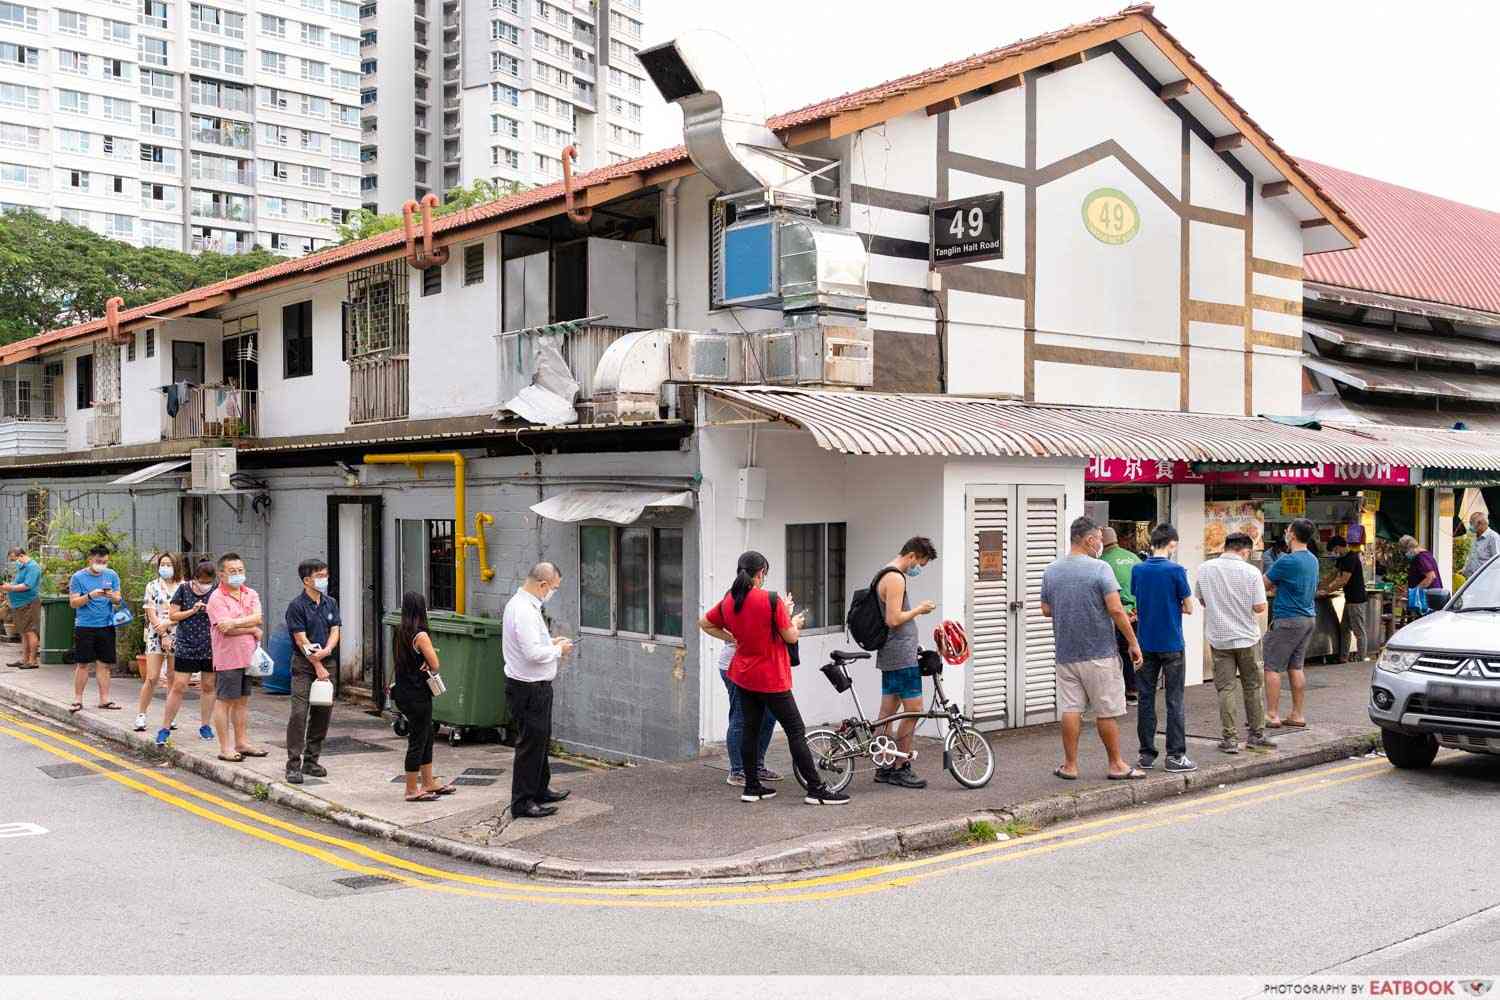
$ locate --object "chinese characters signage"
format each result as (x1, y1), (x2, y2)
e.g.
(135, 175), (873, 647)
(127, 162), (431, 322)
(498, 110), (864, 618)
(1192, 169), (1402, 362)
(1280, 488), (1306, 516)
(1086, 458), (1411, 487)
(977, 531), (1005, 581)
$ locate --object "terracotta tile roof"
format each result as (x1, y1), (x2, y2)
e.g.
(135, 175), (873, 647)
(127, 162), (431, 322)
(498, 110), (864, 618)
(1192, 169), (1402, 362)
(1301, 160), (1500, 319)
(7, 3), (1358, 359)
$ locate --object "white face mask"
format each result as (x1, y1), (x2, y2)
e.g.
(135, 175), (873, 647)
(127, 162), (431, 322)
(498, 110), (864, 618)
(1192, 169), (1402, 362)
(158, 565), (174, 579)
(312, 577), (329, 593)
(227, 573), (246, 588)
(541, 586), (556, 604)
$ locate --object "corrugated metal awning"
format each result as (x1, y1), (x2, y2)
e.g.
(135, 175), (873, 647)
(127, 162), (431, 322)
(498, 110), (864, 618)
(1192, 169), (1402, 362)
(1306, 319), (1500, 369)
(1305, 355), (1500, 404)
(706, 386), (1500, 471)
(109, 459), (189, 485)
(530, 490), (694, 525)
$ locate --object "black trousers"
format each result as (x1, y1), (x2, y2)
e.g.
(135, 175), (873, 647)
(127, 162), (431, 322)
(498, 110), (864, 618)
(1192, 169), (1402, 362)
(506, 677), (553, 810)
(393, 689), (434, 773)
(286, 658), (334, 769)
(738, 686), (823, 793)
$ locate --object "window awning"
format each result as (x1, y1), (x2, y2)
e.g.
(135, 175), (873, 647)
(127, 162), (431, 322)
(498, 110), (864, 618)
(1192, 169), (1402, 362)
(706, 386), (1500, 472)
(1305, 354), (1500, 403)
(109, 459), (189, 485)
(530, 489), (694, 525)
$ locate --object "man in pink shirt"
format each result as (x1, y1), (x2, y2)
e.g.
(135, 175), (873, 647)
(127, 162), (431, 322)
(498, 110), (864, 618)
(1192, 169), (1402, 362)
(206, 552), (266, 762)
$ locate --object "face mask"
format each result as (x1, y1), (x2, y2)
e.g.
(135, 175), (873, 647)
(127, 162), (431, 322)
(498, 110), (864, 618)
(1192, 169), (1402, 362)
(227, 573), (246, 588)
(159, 565), (174, 579)
(313, 577), (329, 593)
(906, 565), (923, 578)
(542, 587), (556, 604)
(91, 562), (107, 574)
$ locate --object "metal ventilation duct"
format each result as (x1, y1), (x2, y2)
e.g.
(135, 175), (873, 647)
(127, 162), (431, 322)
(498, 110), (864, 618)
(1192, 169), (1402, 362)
(638, 32), (812, 202)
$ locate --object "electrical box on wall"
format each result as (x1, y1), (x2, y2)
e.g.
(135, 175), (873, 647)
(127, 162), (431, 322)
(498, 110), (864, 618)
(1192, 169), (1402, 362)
(736, 467), (766, 520)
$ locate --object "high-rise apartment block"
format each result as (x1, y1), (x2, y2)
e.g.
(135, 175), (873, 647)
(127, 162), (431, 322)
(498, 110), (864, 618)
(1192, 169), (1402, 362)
(359, 0), (647, 214)
(0, 0), (365, 256)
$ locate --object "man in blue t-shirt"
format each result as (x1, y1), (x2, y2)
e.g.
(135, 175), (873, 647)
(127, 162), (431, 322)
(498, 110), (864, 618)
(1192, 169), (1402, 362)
(68, 544), (124, 713)
(1263, 517), (1320, 728)
(2, 546), (43, 668)
(1131, 523), (1196, 773)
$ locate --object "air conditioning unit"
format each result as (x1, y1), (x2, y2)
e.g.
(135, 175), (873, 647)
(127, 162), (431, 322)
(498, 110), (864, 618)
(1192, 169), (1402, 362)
(757, 315), (873, 387)
(190, 447), (237, 492)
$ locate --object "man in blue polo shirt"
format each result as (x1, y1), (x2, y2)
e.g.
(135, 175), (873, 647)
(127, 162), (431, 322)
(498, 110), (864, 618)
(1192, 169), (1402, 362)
(3, 546), (43, 668)
(284, 558), (341, 785)
(1131, 523), (1196, 774)
(68, 544), (124, 713)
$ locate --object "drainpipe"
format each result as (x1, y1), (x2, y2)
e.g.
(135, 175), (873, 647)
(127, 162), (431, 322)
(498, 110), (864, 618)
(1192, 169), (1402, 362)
(561, 145), (592, 225)
(664, 178), (679, 327)
(400, 194), (451, 270)
(105, 296), (126, 344)
(362, 452), (489, 614)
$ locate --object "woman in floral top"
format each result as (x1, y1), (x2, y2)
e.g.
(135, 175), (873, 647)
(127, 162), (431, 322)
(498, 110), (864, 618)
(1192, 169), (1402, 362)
(134, 552), (179, 733)
(154, 559), (219, 747)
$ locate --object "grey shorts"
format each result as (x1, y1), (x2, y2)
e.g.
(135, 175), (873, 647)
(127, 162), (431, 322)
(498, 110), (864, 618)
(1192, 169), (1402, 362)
(1056, 655), (1128, 719)
(1263, 616), (1315, 672)
(214, 668), (252, 700)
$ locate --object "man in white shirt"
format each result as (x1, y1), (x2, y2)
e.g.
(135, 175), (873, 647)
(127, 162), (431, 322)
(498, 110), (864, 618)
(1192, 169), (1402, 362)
(502, 561), (574, 819)
(1463, 512), (1499, 579)
(1194, 532), (1278, 755)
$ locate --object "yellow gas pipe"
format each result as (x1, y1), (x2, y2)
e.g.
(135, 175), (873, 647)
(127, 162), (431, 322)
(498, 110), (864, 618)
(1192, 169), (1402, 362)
(362, 452), (492, 614)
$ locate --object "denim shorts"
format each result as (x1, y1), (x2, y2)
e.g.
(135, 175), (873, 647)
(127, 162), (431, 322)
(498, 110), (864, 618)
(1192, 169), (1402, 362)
(880, 665), (922, 700)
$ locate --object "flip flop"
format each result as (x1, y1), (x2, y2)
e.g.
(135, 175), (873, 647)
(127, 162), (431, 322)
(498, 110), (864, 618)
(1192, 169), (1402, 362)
(217, 753), (244, 762)
(1265, 719), (1284, 729)
(1282, 719), (1308, 728)
(428, 784), (457, 796)
(1053, 767), (1078, 781)
(236, 748), (269, 757)
(68, 702), (82, 713)
(1108, 767), (1148, 780)
(405, 791), (441, 802)
(97, 702), (121, 710)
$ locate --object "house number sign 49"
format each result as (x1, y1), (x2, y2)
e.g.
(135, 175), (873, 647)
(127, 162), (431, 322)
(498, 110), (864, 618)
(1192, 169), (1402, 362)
(1082, 188), (1141, 245)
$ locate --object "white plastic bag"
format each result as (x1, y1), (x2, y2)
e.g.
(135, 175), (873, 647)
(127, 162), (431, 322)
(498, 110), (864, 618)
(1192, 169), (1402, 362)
(248, 645), (275, 678)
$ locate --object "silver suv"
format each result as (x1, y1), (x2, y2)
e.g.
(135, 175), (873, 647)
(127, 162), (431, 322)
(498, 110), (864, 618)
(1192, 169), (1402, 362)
(1371, 561), (1500, 768)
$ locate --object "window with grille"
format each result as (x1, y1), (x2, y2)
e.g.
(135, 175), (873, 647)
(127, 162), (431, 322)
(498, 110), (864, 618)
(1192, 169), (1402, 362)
(579, 525), (683, 640)
(126, 337), (136, 362)
(145, 330), (155, 358)
(421, 264), (441, 296)
(426, 519), (455, 611)
(25, 488), (47, 551)
(463, 243), (484, 285)
(785, 523), (847, 631)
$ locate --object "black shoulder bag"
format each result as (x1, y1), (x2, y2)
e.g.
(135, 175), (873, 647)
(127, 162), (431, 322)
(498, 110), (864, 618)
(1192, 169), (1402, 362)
(767, 591), (801, 666)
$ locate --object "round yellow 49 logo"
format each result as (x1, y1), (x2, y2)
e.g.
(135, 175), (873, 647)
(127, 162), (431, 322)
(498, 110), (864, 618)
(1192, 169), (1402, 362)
(1082, 188), (1141, 245)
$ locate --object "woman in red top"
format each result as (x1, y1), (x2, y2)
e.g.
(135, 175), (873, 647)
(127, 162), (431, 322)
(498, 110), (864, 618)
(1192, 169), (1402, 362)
(699, 551), (850, 805)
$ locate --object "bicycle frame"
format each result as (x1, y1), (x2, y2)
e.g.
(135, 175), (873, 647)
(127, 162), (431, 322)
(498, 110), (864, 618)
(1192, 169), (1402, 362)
(828, 670), (973, 762)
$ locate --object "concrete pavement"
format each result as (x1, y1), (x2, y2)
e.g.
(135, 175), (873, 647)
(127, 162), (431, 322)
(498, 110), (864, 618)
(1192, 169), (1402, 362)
(4, 703), (1499, 978)
(0, 655), (1381, 878)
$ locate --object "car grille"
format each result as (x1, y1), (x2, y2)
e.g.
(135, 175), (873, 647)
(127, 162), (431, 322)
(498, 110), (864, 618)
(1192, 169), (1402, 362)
(1406, 694), (1500, 724)
(1411, 654), (1500, 679)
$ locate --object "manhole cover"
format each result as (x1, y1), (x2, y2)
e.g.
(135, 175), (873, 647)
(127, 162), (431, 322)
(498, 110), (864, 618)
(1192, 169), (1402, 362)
(452, 776), (496, 786)
(548, 760), (584, 774)
(272, 736), (391, 756)
(39, 761), (126, 779)
(461, 767), (504, 776)
(333, 874), (396, 890)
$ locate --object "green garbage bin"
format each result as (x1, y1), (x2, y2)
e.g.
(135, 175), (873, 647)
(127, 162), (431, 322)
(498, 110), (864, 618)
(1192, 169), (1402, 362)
(382, 609), (509, 745)
(41, 595), (75, 665)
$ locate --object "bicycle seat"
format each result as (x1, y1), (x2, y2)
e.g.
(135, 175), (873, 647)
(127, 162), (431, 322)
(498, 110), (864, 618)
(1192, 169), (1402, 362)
(830, 650), (871, 663)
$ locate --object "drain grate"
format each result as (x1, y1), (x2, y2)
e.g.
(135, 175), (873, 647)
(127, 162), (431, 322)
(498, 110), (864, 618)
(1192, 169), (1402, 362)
(333, 874), (397, 890)
(39, 761), (127, 779)
(452, 775), (496, 786)
(548, 760), (584, 774)
(461, 767), (504, 776)
(271, 736), (391, 756)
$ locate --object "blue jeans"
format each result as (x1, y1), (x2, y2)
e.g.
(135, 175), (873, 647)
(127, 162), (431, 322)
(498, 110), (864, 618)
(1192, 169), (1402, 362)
(1136, 650), (1187, 760)
(723, 669), (775, 774)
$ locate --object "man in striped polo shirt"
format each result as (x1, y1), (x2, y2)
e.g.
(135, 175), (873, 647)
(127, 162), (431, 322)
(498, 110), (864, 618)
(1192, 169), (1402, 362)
(1194, 532), (1278, 755)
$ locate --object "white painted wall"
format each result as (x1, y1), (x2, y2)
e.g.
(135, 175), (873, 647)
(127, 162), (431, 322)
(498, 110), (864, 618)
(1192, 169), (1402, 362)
(337, 503), (364, 685)
(240, 282), (351, 439)
(61, 343), (95, 452)
(408, 236), (503, 420)
(1170, 483), (1207, 687)
(120, 328), (169, 446)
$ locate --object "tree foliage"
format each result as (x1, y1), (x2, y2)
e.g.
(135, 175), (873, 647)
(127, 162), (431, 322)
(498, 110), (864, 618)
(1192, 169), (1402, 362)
(333, 179), (527, 244)
(0, 210), (283, 345)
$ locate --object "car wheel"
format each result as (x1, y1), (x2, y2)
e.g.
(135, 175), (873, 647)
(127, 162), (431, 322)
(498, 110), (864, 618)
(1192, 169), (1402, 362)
(1381, 728), (1438, 769)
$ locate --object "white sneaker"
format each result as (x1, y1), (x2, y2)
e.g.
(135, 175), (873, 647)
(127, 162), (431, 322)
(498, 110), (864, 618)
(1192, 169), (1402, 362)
(133, 713), (148, 732)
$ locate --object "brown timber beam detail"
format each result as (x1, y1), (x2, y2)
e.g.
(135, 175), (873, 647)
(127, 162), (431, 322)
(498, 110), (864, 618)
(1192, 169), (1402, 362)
(1251, 257), (1303, 280)
(1251, 293), (1302, 316)
(1184, 205), (1247, 229)
(1186, 299), (1248, 326)
(925, 96), (961, 116)
(1034, 343), (1181, 373)
(1158, 79), (1193, 100)
(1211, 133), (1244, 153)
(1249, 330), (1301, 351)
(940, 265), (1027, 300)
(1261, 180), (1293, 198)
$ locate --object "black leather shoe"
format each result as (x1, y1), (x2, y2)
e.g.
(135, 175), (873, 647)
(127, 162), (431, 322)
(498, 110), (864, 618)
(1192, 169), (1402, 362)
(537, 788), (570, 803)
(515, 802), (558, 819)
(303, 762), (328, 778)
(285, 769), (304, 785)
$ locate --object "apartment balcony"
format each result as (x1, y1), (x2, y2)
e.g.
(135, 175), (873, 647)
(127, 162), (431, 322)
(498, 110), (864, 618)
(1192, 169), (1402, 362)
(87, 403), (121, 448)
(350, 357), (408, 424)
(573, 58), (594, 79)
(190, 234), (255, 254)
(574, 24), (595, 46)
(412, 0), (427, 20)
(191, 201), (253, 224)
(442, 12), (457, 30)
(192, 167), (255, 187)
(572, 84), (595, 108)
(192, 128), (252, 151)
(414, 28), (428, 49)
(0, 380), (65, 456)
(168, 385), (259, 440)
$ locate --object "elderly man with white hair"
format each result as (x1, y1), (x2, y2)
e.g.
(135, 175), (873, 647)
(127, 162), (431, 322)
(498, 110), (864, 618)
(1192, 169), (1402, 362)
(502, 561), (575, 819)
(1464, 511), (1499, 580)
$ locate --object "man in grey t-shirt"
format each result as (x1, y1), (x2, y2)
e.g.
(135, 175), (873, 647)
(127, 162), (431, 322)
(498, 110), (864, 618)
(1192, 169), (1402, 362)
(874, 536), (938, 789)
(1041, 516), (1145, 781)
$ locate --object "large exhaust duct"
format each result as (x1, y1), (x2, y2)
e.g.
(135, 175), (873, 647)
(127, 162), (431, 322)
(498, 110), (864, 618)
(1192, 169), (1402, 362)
(638, 32), (813, 205)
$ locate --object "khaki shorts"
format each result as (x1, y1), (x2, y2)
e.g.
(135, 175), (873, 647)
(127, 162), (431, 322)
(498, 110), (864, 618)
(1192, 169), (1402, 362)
(1056, 655), (1128, 719)
(10, 601), (39, 636)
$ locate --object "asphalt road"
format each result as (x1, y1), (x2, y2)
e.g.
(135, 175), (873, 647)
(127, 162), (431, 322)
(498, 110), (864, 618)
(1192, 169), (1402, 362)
(3, 702), (1499, 980)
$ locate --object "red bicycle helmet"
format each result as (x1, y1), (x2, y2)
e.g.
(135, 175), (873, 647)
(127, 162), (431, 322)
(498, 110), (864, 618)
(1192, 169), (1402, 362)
(934, 620), (970, 665)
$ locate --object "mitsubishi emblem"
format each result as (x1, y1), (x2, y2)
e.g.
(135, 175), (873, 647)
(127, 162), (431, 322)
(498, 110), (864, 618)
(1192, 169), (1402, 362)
(1461, 660), (1485, 678)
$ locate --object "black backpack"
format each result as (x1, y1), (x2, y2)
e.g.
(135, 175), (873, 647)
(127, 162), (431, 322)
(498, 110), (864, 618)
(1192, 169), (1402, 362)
(846, 567), (904, 651)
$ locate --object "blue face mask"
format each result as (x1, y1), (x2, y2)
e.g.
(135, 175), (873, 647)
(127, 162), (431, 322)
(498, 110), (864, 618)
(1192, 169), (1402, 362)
(227, 573), (246, 588)
(907, 565), (923, 578)
(313, 577), (329, 593)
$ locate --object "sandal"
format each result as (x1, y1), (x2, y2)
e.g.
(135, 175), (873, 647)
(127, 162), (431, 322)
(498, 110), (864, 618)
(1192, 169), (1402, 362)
(1108, 767), (1148, 780)
(217, 753), (245, 762)
(1282, 719), (1307, 728)
(236, 748), (269, 758)
(1265, 719), (1284, 729)
(97, 702), (121, 710)
(405, 791), (441, 802)
(1053, 767), (1078, 781)
(427, 784), (457, 796)
(68, 702), (83, 713)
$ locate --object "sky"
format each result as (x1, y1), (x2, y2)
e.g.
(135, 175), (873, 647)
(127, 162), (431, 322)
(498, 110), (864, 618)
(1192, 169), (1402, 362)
(637, 0), (1500, 213)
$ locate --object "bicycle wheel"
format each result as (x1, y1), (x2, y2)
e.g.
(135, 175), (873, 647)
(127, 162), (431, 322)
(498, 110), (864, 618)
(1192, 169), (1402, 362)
(945, 725), (995, 789)
(800, 729), (857, 794)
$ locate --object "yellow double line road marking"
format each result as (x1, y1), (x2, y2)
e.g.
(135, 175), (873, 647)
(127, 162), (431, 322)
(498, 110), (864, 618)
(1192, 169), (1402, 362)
(0, 707), (1389, 908)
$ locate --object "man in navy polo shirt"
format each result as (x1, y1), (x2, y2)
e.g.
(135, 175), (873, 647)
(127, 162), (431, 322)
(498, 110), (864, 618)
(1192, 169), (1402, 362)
(284, 558), (341, 785)
(1131, 523), (1197, 774)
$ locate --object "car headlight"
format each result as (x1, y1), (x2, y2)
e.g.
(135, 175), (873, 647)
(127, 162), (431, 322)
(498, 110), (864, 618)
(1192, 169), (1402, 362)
(1378, 648), (1418, 673)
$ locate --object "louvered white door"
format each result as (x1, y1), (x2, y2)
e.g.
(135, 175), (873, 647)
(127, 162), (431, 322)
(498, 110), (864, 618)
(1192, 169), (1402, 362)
(1018, 486), (1065, 725)
(966, 492), (1014, 728)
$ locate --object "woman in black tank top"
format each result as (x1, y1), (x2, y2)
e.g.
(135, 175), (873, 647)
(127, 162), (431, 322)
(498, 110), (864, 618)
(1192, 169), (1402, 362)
(392, 591), (452, 802)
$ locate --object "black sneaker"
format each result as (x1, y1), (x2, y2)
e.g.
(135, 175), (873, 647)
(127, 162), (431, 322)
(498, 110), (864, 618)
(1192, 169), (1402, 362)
(303, 762), (328, 778)
(1164, 755), (1198, 773)
(804, 786), (850, 805)
(285, 769), (304, 785)
(1138, 754), (1157, 771)
(873, 766), (892, 784)
(740, 785), (777, 803)
(885, 764), (927, 789)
